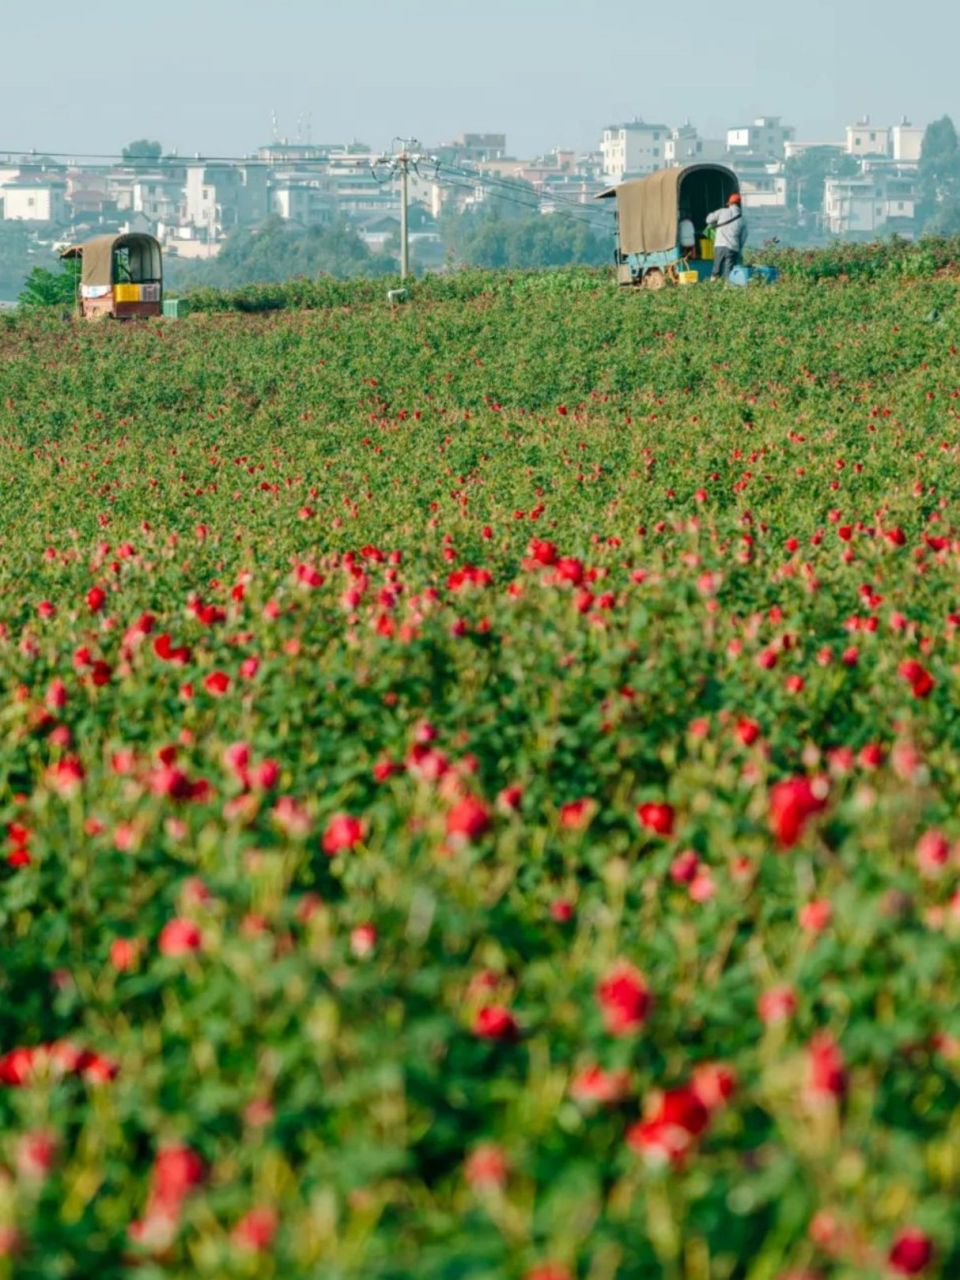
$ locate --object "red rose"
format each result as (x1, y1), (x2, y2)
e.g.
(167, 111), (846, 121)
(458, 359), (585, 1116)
(152, 1144), (205, 1210)
(464, 1143), (509, 1189)
(158, 918), (203, 958)
(232, 1206), (278, 1252)
(657, 1085), (709, 1137)
(472, 1005), (518, 1041)
(203, 670), (231, 696)
(597, 961), (652, 1035)
(560, 798), (594, 830)
(889, 1227), (934, 1275)
(898, 660), (935, 699)
(446, 796), (491, 844)
(569, 1064), (631, 1106)
(805, 1031), (847, 1100)
(322, 813), (365, 856)
(637, 802), (675, 837)
(768, 777), (828, 848)
(736, 717), (761, 746)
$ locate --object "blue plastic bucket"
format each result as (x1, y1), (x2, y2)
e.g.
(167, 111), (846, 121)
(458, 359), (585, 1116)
(752, 265), (779, 285)
(728, 266), (751, 287)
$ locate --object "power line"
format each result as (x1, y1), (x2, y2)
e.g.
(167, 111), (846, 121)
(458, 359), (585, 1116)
(0, 147), (611, 215)
(439, 159), (608, 215)
(434, 168), (611, 231)
(0, 142), (614, 234)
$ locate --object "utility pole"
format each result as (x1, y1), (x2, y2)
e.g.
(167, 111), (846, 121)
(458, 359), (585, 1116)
(371, 138), (431, 282)
(400, 156), (410, 280)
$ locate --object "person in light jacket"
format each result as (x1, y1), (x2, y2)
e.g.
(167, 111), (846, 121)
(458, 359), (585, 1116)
(678, 208), (697, 260)
(706, 193), (747, 282)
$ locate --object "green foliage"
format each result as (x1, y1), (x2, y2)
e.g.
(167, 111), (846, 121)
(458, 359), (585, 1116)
(919, 116), (960, 228)
(167, 216), (397, 292)
(18, 261), (79, 308)
(121, 138), (163, 166)
(0, 224), (36, 302)
(442, 207), (613, 269)
(1, 267), (960, 1276)
(759, 232), (960, 281)
(785, 146), (859, 218)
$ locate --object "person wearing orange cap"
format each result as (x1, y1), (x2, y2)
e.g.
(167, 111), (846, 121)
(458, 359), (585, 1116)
(706, 192), (747, 282)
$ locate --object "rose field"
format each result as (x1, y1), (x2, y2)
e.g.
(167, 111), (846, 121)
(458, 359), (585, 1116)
(1, 265), (960, 1278)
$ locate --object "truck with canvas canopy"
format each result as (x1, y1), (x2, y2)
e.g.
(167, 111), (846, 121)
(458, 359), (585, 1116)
(596, 164), (740, 289)
(60, 233), (163, 319)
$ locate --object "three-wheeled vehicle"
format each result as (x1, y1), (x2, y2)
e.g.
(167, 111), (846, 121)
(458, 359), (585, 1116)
(596, 163), (740, 289)
(60, 232), (163, 319)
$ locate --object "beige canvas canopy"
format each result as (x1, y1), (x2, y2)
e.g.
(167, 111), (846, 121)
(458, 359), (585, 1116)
(61, 233), (162, 287)
(596, 165), (739, 255)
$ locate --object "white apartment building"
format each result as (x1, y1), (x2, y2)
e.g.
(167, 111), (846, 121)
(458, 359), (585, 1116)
(891, 122), (924, 163)
(0, 178), (67, 224)
(740, 169), (789, 209)
(601, 121), (669, 182)
(727, 117), (795, 159)
(824, 172), (916, 235)
(845, 119), (891, 158)
(665, 126), (727, 167)
(271, 182), (335, 227)
(133, 174), (184, 225)
(184, 163), (270, 239)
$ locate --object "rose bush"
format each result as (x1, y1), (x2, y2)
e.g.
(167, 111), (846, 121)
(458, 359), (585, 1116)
(0, 266), (959, 1276)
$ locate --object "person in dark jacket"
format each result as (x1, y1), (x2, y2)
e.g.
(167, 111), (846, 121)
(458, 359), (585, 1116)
(706, 193), (747, 282)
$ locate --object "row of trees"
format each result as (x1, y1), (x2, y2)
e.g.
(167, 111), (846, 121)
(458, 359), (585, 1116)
(165, 218), (396, 289)
(162, 205), (613, 290)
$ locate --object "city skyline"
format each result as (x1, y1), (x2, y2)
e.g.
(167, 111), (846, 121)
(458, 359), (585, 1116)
(1, 0), (957, 161)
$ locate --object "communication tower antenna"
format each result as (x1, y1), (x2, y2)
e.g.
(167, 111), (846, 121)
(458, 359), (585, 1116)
(271, 110), (280, 143)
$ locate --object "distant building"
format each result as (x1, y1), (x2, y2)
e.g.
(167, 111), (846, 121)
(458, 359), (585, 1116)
(357, 213), (401, 253)
(727, 117), (795, 159)
(665, 125), (727, 167)
(601, 120), (670, 182)
(184, 162), (269, 238)
(326, 149), (395, 220)
(133, 172), (185, 226)
(739, 168), (789, 210)
(0, 177), (67, 224)
(784, 141), (843, 161)
(891, 121), (924, 164)
(824, 169), (917, 236)
(457, 133), (507, 161)
(256, 142), (337, 165)
(435, 133), (507, 164)
(271, 181), (335, 227)
(845, 119), (891, 158)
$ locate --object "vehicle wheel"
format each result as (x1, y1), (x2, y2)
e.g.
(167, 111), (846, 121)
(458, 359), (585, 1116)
(643, 269), (666, 291)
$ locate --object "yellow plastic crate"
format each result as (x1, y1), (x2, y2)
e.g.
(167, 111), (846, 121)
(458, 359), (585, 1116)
(698, 239), (714, 261)
(114, 283), (141, 303)
(677, 270), (698, 286)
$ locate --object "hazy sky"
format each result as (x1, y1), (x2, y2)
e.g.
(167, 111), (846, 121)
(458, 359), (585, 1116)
(1, 0), (957, 159)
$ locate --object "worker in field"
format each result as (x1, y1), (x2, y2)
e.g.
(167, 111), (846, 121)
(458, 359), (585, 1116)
(706, 192), (747, 282)
(679, 208), (697, 260)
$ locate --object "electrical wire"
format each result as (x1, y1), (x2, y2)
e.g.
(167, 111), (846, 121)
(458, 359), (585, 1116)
(439, 160), (608, 215)
(436, 165), (612, 226)
(0, 144), (614, 231)
(433, 171), (611, 232)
